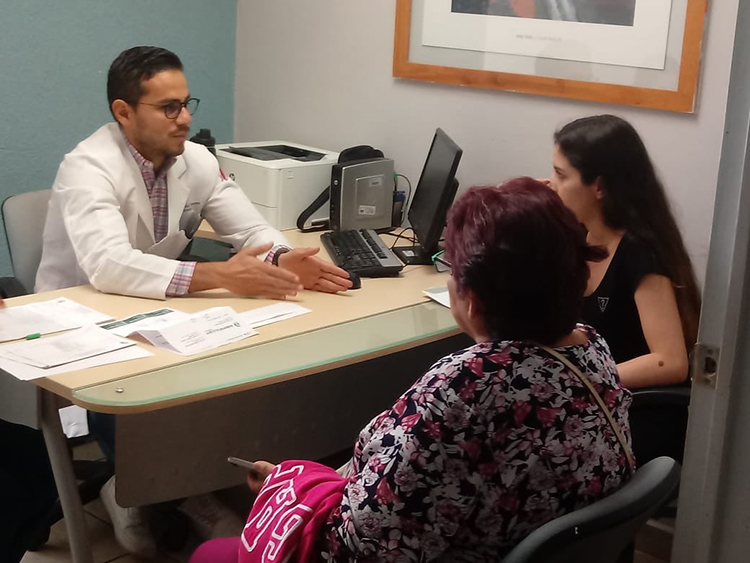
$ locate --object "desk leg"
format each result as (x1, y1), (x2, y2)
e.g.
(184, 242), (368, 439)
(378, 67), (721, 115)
(40, 389), (93, 563)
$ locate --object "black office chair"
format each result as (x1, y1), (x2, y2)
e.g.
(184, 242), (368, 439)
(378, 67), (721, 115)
(629, 385), (690, 466)
(629, 383), (690, 525)
(502, 457), (681, 563)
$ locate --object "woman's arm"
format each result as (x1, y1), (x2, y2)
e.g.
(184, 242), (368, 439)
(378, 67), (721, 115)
(617, 274), (689, 387)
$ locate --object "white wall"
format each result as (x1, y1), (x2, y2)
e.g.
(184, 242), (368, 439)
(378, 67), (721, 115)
(234, 0), (740, 281)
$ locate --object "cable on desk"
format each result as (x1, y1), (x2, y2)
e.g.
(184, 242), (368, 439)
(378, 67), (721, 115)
(395, 173), (412, 209)
(389, 227), (416, 249)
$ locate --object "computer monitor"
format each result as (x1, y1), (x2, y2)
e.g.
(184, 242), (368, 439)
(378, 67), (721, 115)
(393, 128), (463, 265)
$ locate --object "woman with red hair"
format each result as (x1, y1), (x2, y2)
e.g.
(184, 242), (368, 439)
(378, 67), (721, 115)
(191, 178), (633, 562)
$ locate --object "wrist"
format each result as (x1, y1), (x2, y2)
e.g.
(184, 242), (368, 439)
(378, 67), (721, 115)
(272, 247), (292, 267)
(190, 261), (225, 292)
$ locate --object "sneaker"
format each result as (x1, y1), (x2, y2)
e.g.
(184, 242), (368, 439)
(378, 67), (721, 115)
(100, 475), (157, 558)
(178, 493), (245, 539)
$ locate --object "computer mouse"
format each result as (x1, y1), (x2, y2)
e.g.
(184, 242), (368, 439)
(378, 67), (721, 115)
(346, 271), (361, 290)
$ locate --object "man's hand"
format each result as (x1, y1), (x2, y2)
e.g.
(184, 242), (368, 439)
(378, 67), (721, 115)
(277, 247), (353, 293)
(247, 460), (276, 495)
(191, 243), (303, 298)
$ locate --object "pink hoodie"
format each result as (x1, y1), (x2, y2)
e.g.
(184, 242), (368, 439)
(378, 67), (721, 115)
(238, 460), (347, 563)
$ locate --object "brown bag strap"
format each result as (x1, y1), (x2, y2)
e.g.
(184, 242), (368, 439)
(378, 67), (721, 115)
(541, 345), (636, 474)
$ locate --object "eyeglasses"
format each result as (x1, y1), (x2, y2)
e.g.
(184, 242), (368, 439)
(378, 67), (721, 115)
(432, 250), (451, 273)
(139, 97), (200, 119)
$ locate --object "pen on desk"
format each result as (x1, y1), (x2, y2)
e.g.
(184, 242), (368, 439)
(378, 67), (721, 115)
(25, 333), (41, 340)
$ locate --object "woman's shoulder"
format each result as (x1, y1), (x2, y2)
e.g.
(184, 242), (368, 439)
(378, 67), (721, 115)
(422, 332), (618, 387)
(615, 233), (666, 285)
(419, 341), (535, 391)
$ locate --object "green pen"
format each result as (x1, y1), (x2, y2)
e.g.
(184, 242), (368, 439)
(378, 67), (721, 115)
(25, 332), (41, 340)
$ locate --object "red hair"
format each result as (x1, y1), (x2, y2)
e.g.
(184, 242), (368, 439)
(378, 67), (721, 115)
(445, 178), (606, 344)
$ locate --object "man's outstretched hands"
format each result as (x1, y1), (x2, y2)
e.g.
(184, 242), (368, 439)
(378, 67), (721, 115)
(191, 242), (302, 298)
(190, 243), (352, 297)
(277, 247), (352, 293)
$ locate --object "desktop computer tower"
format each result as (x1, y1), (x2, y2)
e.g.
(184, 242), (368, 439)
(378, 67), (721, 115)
(330, 158), (395, 231)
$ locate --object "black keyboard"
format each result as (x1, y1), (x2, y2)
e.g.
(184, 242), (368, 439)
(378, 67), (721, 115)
(321, 229), (404, 277)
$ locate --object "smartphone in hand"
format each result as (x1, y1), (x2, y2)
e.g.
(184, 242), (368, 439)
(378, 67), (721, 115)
(227, 456), (255, 471)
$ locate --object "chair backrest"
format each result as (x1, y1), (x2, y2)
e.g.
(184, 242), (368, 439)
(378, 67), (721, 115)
(502, 457), (681, 563)
(2, 190), (51, 293)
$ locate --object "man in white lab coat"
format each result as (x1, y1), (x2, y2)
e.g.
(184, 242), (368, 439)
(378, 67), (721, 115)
(34, 46), (353, 558)
(36, 46), (352, 300)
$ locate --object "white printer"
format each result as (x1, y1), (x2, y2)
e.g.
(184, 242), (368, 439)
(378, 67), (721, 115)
(215, 141), (339, 230)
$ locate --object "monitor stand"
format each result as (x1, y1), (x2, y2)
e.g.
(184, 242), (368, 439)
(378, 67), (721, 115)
(392, 245), (434, 266)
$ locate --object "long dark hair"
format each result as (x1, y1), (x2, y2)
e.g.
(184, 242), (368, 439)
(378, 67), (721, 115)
(554, 115), (701, 351)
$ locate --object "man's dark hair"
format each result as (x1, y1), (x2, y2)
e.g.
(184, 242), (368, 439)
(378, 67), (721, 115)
(107, 46), (183, 117)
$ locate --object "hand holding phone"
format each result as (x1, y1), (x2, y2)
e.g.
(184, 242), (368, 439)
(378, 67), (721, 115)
(227, 456), (255, 471)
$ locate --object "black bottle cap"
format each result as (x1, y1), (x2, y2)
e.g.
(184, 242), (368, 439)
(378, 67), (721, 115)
(190, 128), (216, 155)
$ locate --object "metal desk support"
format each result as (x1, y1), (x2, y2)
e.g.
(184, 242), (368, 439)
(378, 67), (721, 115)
(40, 389), (93, 563)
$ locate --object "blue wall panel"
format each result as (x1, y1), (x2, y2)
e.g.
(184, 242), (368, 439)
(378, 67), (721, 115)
(0, 0), (237, 277)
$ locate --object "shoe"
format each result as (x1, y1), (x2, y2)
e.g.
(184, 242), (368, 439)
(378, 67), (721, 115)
(178, 493), (245, 539)
(100, 476), (157, 558)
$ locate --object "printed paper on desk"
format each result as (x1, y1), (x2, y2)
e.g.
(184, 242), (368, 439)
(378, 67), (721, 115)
(0, 297), (114, 342)
(134, 307), (257, 356)
(238, 303), (311, 328)
(101, 308), (189, 337)
(423, 286), (450, 308)
(0, 345), (152, 381)
(0, 325), (136, 369)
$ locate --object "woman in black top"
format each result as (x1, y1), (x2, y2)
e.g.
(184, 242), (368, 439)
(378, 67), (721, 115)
(549, 115), (701, 388)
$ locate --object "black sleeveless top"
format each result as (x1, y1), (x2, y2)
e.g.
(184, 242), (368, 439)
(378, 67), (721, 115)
(582, 235), (664, 364)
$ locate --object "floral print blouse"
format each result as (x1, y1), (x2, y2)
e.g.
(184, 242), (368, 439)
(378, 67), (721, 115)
(322, 325), (632, 562)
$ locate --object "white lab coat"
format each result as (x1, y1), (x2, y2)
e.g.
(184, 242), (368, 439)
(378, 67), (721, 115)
(35, 123), (289, 299)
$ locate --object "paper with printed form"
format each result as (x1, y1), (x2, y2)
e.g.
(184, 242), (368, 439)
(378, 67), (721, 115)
(0, 297), (114, 342)
(0, 345), (152, 382)
(0, 325), (137, 369)
(238, 303), (311, 328)
(423, 286), (450, 308)
(100, 308), (188, 337)
(133, 307), (257, 356)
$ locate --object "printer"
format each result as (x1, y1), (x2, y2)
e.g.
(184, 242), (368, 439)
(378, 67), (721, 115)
(215, 141), (339, 230)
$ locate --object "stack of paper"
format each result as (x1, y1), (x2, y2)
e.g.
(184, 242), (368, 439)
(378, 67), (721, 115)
(0, 325), (135, 368)
(0, 301), (314, 380)
(123, 307), (257, 356)
(0, 297), (114, 342)
(100, 308), (188, 337)
(0, 325), (153, 381)
(102, 304), (312, 356)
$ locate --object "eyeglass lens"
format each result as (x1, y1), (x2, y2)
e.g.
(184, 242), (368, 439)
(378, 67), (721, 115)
(165, 98), (199, 118)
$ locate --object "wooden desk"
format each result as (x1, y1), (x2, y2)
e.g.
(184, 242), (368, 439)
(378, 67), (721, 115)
(1, 230), (464, 563)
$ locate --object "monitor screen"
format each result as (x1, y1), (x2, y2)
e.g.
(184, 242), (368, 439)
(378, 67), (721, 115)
(406, 128), (463, 259)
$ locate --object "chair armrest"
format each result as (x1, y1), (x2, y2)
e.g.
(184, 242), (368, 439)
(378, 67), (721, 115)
(0, 276), (29, 298)
(630, 386), (691, 409)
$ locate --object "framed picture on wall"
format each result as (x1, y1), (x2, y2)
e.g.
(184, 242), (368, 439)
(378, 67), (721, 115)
(393, 0), (709, 112)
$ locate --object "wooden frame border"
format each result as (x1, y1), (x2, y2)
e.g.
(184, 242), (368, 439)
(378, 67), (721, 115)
(393, 0), (708, 113)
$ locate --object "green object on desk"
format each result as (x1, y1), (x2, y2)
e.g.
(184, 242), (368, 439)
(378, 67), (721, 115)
(25, 332), (41, 340)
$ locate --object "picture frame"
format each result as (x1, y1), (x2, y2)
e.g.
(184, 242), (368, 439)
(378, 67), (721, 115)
(393, 0), (708, 113)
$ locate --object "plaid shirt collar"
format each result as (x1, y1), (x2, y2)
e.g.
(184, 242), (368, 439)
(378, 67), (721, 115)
(122, 130), (177, 181)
